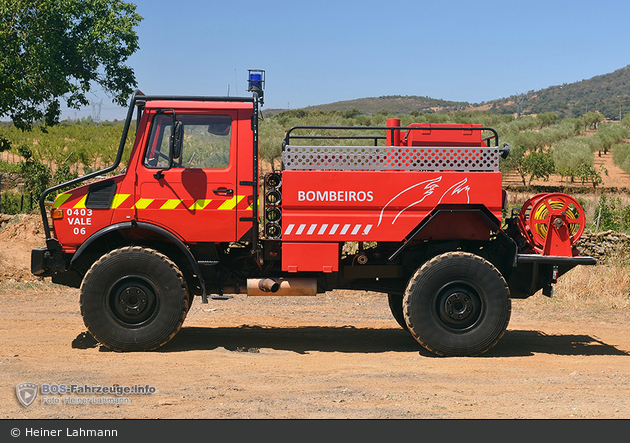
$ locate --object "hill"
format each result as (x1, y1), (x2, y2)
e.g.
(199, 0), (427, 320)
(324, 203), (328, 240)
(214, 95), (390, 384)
(485, 64), (630, 119)
(263, 95), (470, 116)
(265, 64), (630, 119)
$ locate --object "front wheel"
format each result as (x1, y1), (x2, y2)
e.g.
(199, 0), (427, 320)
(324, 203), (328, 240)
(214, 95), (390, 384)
(80, 246), (189, 351)
(403, 252), (511, 357)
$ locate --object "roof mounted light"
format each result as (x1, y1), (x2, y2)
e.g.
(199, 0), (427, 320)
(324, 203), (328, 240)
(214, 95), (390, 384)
(247, 69), (265, 105)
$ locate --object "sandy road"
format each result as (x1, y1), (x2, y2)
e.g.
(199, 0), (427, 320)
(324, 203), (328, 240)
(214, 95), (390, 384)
(1, 285), (629, 419)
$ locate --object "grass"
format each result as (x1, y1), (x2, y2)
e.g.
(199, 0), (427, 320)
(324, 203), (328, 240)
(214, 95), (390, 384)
(0, 280), (71, 293)
(515, 261), (630, 317)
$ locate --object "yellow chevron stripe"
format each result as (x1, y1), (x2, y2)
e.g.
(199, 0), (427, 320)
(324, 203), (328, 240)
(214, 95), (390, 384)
(218, 195), (245, 210)
(189, 199), (212, 210)
(110, 194), (130, 209)
(73, 195), (87, 209)
(134, 198), (154, 209)
(160, 199), (184, 210)
(52, 193), (71, 209)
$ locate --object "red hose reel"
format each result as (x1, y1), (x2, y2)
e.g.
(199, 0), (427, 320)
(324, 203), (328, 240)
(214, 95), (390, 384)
(517, 193), (586, 256)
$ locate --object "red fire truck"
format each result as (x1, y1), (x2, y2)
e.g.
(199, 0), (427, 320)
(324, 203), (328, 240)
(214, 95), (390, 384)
(31, 70), (595, 356)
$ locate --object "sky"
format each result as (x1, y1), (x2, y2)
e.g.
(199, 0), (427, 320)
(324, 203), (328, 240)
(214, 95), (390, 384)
(63, 0), (630, 121)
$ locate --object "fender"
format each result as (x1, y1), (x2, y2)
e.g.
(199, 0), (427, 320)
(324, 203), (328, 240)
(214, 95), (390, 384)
(388, 204), (503, 261)
(71, 221), (207, 300)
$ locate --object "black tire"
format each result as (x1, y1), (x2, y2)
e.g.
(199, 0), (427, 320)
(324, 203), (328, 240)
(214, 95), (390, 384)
(80, 246), (189, 351)
(403, 252), (511, 357)
(387, 293), (408, 331)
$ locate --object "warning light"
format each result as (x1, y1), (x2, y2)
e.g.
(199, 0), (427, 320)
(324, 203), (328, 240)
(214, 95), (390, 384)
(247, 69), (265, 104)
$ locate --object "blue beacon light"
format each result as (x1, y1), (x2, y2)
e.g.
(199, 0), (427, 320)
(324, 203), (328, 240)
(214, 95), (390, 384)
(247, 69), (265, 105)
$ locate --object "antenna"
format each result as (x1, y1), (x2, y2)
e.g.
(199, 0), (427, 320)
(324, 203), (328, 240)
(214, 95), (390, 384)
(235, 69), (238, 96)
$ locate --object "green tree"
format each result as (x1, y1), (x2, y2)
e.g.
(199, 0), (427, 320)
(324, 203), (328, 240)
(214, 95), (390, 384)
(552, 138), (592, 183)
(0, 0), (143, 134)
(499, 144), (529, 185)
(522, 150), (555, 185)
(17, 144), (51, 198)
(536, 111), (558, 129)
(582, 112), (604, 130)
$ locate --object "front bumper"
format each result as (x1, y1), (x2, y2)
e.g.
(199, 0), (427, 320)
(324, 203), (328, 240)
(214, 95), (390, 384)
(31, 239), (69, 277)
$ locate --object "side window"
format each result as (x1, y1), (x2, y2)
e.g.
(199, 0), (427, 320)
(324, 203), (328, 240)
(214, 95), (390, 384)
(144, 114), (171, 169)
(144, 114), (232, 169)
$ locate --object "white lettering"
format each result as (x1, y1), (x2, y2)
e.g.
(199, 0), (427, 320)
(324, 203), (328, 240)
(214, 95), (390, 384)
(295, 190), (375, 202)
(26, 428), (63, 437)
(68, 217), (92, 226)
(67, 428), (118, 437)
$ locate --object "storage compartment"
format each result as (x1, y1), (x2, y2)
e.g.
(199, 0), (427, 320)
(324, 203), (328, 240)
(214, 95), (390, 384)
(282, 242), (338, 273)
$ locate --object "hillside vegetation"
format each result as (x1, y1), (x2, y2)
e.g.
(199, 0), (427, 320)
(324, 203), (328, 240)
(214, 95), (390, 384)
(487, 65), (630, 119)
(270, 95), (470, 115)
(266, 64), (630, 120)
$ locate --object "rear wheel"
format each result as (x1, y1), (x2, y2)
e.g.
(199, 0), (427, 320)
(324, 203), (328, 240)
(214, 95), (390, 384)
(403, 252), (511, 357)
(387, 293), (408, 331)
(80, 246), (189, 351)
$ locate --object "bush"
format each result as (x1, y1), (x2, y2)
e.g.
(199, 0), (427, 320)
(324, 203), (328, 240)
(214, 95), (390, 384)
(0, 190), (33, 215)
(612, 142), (630, 173)
(522, 150), (555, 184)
(593, 195), (630, 232)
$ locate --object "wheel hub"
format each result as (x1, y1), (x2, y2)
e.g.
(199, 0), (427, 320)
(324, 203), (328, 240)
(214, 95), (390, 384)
(109, 278), (157, 325)
(444, 291), (474, 321)
(119, 286), (148, 315)
(435, 283), (482, 332)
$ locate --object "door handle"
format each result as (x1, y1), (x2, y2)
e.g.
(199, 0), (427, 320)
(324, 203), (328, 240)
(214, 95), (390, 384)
(213, 188), (234, 196)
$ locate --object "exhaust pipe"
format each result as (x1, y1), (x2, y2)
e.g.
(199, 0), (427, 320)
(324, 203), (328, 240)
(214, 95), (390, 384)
(246, 278), (317, 296)
(258, 278), (280, 293)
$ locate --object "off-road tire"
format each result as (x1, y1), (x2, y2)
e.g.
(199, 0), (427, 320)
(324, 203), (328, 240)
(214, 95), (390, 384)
(387, 293), (408, 331)
(403, 251), (511, 357)
(80, 246), (189, 352)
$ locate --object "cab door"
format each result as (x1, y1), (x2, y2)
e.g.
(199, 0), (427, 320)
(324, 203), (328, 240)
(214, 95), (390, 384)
(136, 111), (240, 243)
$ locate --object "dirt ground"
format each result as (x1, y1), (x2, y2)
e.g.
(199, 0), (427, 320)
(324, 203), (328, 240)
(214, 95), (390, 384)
(1, 214), (630, 419)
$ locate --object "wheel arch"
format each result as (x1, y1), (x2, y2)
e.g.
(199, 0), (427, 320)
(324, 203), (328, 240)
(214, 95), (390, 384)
(70, 222), (206, 298)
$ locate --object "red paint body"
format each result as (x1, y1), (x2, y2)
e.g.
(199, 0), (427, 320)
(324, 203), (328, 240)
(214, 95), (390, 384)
(29, 87), (597, 357)
(51, 101), (255, 250)
(46, 102), (579, 279)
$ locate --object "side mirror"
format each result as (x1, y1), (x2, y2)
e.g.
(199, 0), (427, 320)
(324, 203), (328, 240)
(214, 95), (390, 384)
(169, 120), (183, 161)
